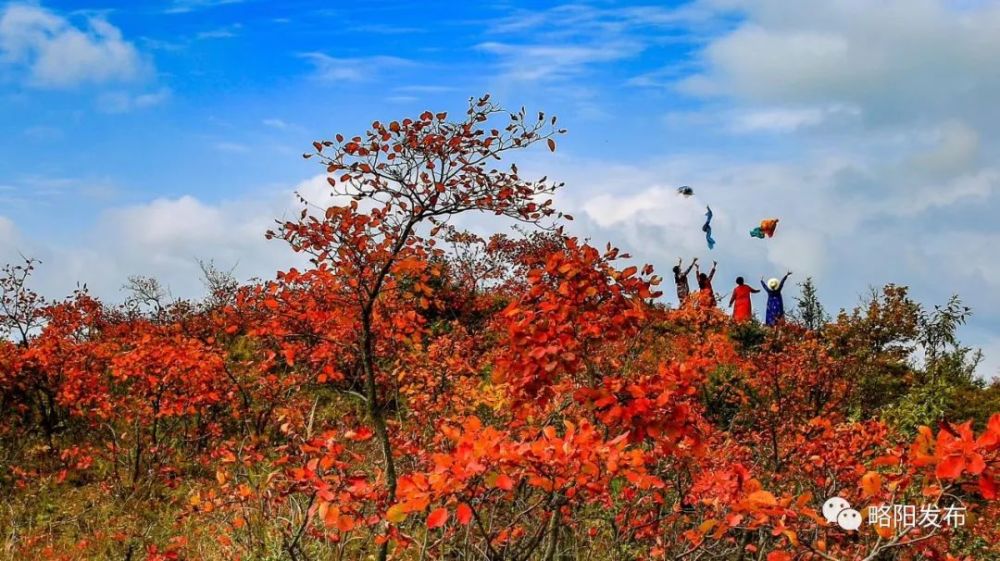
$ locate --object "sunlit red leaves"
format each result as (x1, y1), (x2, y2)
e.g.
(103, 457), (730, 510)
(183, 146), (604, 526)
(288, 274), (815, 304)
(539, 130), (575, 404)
(495, 237), (659, 404)
(980, 473), (997, 499)
(861, 471), (882, 498)
(285, 98), (566, 250)
(426, 507), (448, 529)
(397, 413), (659, 550)
(576, 361), (703, 455)
(907, 418), (998, 494)
(108, 329), (228, 418)
(937, 455), (968, 479)
(4, 99), (999, 561)
(5, 254), (999, 561)
(494, 473), (515, 491)
(318, 503), (357, 533)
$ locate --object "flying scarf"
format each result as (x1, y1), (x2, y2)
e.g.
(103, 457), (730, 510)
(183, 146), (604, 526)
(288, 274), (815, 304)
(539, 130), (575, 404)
(750, 218), (779, 239)
(703, 206), (716, 249)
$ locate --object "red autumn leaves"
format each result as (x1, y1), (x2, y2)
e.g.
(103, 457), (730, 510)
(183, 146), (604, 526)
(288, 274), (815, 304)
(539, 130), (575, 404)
(1, 99), (997, 561)
(911, 417), (1000, 498)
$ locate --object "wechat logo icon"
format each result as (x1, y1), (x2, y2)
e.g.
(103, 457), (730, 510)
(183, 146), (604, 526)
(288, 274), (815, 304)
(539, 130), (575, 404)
(823, 497), (862, 531)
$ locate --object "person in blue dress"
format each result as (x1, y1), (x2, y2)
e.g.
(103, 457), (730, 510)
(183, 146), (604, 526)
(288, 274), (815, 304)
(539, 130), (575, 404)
(761, 271), (792, 326)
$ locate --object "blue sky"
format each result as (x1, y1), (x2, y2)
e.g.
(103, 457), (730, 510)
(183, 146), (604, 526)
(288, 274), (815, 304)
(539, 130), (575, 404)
(2, 0), (1000, 377)
(0, 1), (724, 232)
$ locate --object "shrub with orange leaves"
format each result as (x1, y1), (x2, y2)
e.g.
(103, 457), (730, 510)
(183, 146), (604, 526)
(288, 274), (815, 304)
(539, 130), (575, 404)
(0, 98), (996, 561)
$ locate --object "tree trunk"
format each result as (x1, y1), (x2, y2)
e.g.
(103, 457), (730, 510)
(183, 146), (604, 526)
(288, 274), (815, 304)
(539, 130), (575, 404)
(362, 316), (397, 561)
(542, 510), (561, 561)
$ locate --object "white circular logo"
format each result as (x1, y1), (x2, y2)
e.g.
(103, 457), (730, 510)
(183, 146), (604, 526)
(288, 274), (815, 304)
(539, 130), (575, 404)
(822, 497), (852, 524)
(837, 508), (863, 531)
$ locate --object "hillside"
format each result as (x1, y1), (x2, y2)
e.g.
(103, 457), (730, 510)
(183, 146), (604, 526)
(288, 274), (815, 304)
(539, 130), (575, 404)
(2, 101), (998, 561)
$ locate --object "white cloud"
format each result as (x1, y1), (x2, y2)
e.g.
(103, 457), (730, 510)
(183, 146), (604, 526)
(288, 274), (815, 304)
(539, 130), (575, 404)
(731, 108), (823, 133)
(0, 176), (330, 303)
(916, 231), (1000, 302)
(4, 0), (1000, 387)
(106, 196), (228, 249)
(386, 95), (418, 104)
(763, 229), (828, 279)
(262, 118), (288, 129)
(97, 88), (171, 113)
(487, 3), (717, 37)
(476, 41), (642, 82)
(4, 151), (999, 378)
(23, 125), (63, 141)
(729, 105), (860, 133)
(680, 26), (855, 100)
(0, 216), (41, 271)
(0, 216), (20, 249)
(299, 53), (413, 82)
(518, 148), (998, 376)
(617, 0), (1000, 380)
(196, 24), (242, 40)
(680, 0), (1000, 126)
(3, 174), (118, 201)
(975, 337), (1000, 380)
(907, 120), (981, 175)
(213, 141), (251, 153)
(394, 85), (456, 94)
(0, 3), (149, 88)
(892, 170), (996, 216)
(164, 0), (245, 14)
(475, 3), (713, 92)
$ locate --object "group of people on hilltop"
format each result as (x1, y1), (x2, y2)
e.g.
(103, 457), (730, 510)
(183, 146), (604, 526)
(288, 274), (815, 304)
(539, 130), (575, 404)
(672, 257), (792, 326)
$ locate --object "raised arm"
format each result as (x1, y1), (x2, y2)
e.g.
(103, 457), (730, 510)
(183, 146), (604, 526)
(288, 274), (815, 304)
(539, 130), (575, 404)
(779, 271), (792, 291)
(708, 261), (717, 281)
(684, 257), (697, 276)
(760, 278), (769, 292)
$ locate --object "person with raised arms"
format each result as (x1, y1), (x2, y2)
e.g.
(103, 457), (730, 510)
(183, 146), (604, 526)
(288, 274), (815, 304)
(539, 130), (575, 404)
(761, 271), (792, 326)
(672, 257), (697, 306)
(695, 260), (718, 308)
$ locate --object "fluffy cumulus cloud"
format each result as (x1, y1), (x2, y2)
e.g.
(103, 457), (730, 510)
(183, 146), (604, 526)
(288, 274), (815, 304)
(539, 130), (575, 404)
(575, 0), (1000, 375)
(675, 1), (1000, 241)
(683, 0), (1000, 124)
(0, 177), (334, 303)
(0, 3), (149, 88)
(0, 216), (22, 254)
(525, 154), (838, 280)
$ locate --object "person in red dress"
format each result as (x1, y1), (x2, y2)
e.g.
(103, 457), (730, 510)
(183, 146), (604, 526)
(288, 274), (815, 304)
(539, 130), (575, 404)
(728, 276), (760, 322)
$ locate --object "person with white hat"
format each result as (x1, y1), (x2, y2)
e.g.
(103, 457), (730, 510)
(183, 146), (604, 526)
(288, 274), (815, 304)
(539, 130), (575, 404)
(760, 271), (792, 326)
